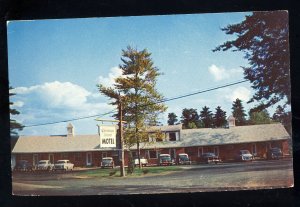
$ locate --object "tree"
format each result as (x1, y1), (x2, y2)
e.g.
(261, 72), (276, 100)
(199, 106), (213, 128)
(213, 11), (290, 111)
(167, 112), (178, 125)
(9, 87), (24, 136)
(248, 109), (271, 125)
(98, 46), (167, 168)
(213, 106), (227, 127)
(231, 99), (247, 126)
(272, 105), (291, 134)
(180, 108), (200, 129)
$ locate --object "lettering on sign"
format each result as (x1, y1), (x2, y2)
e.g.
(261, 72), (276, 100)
(98, 125), (117, 148)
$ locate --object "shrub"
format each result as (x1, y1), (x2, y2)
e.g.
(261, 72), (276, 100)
(109, 170), (117, 176)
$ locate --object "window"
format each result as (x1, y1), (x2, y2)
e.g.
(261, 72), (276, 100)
(75, 153), (82, 161)
(198, 147), (203, 157)
(148, 150), (158, 159)
(131, 151), (137, 158)
(102, 152), (108, 158)
(169, 132), (176, 141)
(61, 153), (68, 159)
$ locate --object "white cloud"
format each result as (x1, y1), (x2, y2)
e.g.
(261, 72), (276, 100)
(224, 86), (251, 102)
(208, 64), (242, 81)
(97, 66), (123, 87)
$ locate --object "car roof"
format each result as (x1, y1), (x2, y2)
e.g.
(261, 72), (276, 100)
(102, 157), (113, 159)
(159, 154), (170, 156)
(56, 159), (69, 162)
(178, 153), (188, 156)
(39, 160), (49, 161)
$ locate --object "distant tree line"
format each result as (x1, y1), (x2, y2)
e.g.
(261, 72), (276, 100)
(167, 98), (290, 133)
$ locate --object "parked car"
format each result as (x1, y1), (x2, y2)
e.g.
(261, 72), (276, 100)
(200, 153), (222, 164)
(37, 160), (54, 171)
(14, 160), (33, 172)
(101, 157), (115, 168)
(267, 147), (283, 159)
(134, 157), (148, 167)
(177, 153), (192, 165)
(158, 154), (174, 166)
(54, 160), (74, 171)
(236, 150), (254, 161)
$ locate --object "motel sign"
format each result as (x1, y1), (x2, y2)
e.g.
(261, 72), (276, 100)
(98, 125), (117, 148)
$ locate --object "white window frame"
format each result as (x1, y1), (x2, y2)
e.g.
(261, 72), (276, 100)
(198, 147), (203, 157)
(147, 150), (158, 159)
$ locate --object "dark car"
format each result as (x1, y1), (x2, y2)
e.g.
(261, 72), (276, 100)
(200, 153), (221, 164)
(101, 157), (115, 168)
(158, 154), (174, 166)
(267, 148), (283, 159)
(14, 160), (33, 172)
(177, 153), (192, 165)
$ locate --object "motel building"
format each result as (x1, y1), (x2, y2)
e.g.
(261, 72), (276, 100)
(11, 117), (291, 168)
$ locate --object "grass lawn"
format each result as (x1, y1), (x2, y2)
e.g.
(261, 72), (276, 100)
(75, 166), (183, 178)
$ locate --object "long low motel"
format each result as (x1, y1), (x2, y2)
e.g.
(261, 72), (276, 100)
(11, 118), (291, 167)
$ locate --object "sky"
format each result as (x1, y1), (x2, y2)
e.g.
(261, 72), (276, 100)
(7, 12), (284, 136)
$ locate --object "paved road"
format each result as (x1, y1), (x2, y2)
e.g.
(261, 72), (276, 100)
(12, 159), (294, 195)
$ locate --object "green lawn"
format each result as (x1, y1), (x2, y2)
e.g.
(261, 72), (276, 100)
(75, 166), (182, 178)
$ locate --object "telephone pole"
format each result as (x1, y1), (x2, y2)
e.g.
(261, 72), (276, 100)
(119, 95), (126, 177)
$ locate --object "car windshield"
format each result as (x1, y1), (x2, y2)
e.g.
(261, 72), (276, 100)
(240, 150), (250, 154)
(56, 161), (66, 164)
(179, 155), (189, 160)
(102, 159), (112, 163)
(160, 156), (171, 161)
(271, 148), (282, 152)
(38, 161), (47, 164)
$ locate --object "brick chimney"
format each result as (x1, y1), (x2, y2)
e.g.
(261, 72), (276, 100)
(67, 123), (75, 137)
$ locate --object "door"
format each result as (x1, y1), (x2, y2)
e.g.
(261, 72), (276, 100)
(86, 152), (92, 166)
(49, 154), (54, 164)
(214, 146), (219, 156)
(169, 149), (176, 160)
(33, 154), (39, 168)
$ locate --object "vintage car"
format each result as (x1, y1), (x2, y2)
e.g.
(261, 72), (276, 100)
(54, 160), (74, 171)
(158, 154), (174, 166)
(236, 150), (254, 161)
(134, 157), (148, 167)
(101, 157), (115, 168)
(267, 147), (283, 159)
(177, 153), (192, 165)
(14, 160), (33, 172)
(37, 160), (54, 171)
(200, 153), (222, 164)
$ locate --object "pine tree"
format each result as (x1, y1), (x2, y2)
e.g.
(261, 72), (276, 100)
(9, 87), (24, 136)
(199, 106), (213, 128)
(231, 99), (247, 126)
(213, 106), (227, 128)
(98, 46), (167, 168)
(248, 109), (271, 125)
(167, 113), (178, 125)
(180, 108), (200, 129)
(213, 11), (290, 110)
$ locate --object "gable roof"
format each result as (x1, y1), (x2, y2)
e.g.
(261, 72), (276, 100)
(132, 123), (290, 149)
(12, 123), (290, 153)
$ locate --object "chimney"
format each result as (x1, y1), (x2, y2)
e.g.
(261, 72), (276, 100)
(227, 116), (236, 127)
(67, 123), (75, 137)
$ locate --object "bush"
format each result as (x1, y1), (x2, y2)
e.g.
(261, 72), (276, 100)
(142, 169), (149, 174)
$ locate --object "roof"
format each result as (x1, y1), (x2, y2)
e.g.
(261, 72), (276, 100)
(147, 124), (182, 132)
(12, 134), (116, 153)
(132, 123), (290, 150)
(12, 123), (290, 153)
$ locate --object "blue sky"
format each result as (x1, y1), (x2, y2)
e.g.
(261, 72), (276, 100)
(7, 12), (282, 135)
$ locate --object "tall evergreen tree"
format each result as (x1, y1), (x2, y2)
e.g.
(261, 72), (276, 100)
(9, 87), (24, 136)
(98, 46), (167, 168)
(272, 105), (291, 134)
(181, 108), (200, 129)
(167, 112), (178, 125)
(213, 106), (227, 127)
(213, 11), (290, 111)
(248, 109), (271, 125)
(231, 98), (247, 126)
(199, 106), (213, 128)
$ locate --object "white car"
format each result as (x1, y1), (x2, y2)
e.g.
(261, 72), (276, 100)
(237, 150), (254, 161)
(37, 160), (54, 171)
(54, 160), (74, 171)
(134, 157), (148, 167)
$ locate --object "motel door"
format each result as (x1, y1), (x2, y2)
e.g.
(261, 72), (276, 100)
(86, 152), (92, 166)
(214, 147), (219, 156)
(49, 154), (54, 164)
(33, 154), (39, 167)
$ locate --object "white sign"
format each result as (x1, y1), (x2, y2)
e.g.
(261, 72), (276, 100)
(98, 125), (117, 148)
